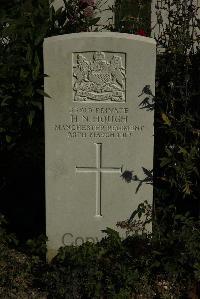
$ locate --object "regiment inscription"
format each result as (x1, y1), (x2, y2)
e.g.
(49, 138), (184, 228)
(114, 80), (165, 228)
(54, 105), (145, 139)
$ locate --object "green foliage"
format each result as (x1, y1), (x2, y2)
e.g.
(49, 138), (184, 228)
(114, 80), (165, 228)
(114, 0), (151, 35)
(0, 246), (36, 298)
(40, 215), (200, 298)
(0, 214), (18, 247)
(43, 229), (155, 298)
(0, 213), (46, 298)
(25, 234), (47, 258)
(1, 210), (200, 298)
(1, 0), (48, 149)
(151, 2), (200, 239)
(0, 0), (100, 151)
(0, 0), (101, 242)
(114, 1), (200, 207)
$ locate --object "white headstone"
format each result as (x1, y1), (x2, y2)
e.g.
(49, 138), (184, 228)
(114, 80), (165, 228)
(44, 32), (156, 259)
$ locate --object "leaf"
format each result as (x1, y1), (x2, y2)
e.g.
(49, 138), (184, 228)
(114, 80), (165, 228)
(55, 7), (63, 17)
(139, 85), (154, 97)
(6, 135), (12, 143)
(142, 167), (153, 179)
(36, 89), (51, 98)
(135, 181), (143, 194)
(193, 167), (200, 177)
(183, 182), (192, 195)
(151, 260), (161, 268)
(31, 101), (42, 110)
(160, 157), (171, 167)
(88, 17), (101, 26)
(139, 97), (150, 106)
(178, 147), (188, 156)
(20, 68), (29, 80)
(26, 45), (32, 63)
(128, 210), (139, 222)
(192, 129), (200, 136)
(24, 85), (33, 97)
(1, 97), (11, 106)
(101, 227), (120, 240)
(161, 113), (171, 126)
(34, 32), (46, 46)
(33, 52), (40, 79)
(27, 110), (35, 126)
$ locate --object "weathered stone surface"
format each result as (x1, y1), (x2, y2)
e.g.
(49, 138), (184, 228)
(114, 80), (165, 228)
(44, 32), (156, 259)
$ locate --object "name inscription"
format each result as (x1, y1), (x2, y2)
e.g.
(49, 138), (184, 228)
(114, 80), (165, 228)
(54, 106), (144, 139)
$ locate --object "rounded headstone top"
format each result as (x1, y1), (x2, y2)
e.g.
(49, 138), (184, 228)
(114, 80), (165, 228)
(44, 32), (156, 45)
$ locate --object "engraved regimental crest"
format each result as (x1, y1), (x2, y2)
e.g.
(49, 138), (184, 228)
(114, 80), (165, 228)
(73, 52), (126, 102)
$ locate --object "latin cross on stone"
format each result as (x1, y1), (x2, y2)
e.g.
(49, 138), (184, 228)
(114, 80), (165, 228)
(76, 143), (122, 217)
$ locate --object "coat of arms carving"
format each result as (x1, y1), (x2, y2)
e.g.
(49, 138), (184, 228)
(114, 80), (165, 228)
(73, 52), (126, 102)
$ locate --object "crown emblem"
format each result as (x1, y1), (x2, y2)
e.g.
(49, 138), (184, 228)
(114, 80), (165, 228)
(73, 52), (126, 102)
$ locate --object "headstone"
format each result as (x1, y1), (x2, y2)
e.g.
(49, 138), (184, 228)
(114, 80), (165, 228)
(44, 32), (156, 259)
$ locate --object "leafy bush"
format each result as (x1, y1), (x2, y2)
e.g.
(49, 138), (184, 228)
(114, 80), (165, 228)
(0, 0), (100, 150)
(114, 0), (200, 219)
(1, 211), (200, 298)
(41, 217), (200, 298)
(0, 213), (46, 298)
(43, 229), (154, 299)
(0, 0), (101, 239)
(114, 0), (151, 35)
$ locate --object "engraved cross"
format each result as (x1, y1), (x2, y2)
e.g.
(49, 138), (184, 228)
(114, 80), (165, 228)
(76, 143), (122, 217)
